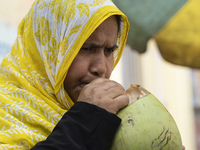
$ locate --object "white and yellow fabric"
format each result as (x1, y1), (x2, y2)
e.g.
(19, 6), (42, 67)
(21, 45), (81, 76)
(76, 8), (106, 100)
(0, 0), (129, 149)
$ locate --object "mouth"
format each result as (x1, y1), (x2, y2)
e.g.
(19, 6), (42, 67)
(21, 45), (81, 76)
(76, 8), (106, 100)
(78, 83), (87, 89)
(74, 83), (88, 99)
(77, 82), (89, 90)
(71, 81), (93, 102)
(76, 79), (96, 92)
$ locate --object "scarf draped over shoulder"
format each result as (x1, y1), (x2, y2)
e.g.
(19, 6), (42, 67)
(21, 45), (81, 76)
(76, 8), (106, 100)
(0, 0), (129, 149)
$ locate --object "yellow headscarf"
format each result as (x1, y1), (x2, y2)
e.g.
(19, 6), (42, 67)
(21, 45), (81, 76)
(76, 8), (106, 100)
(0, 0), (129, 149)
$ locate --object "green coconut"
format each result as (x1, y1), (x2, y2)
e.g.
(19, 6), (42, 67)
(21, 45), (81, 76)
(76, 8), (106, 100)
(110, 84), (182, 150)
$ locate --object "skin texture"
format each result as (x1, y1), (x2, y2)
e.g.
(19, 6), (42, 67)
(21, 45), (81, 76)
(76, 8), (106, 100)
(64, 16), (185, 149)
(64, 16), (129, 114)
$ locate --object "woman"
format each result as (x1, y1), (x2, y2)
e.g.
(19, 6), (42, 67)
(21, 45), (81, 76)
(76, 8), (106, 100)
(0, 0), (129, 149)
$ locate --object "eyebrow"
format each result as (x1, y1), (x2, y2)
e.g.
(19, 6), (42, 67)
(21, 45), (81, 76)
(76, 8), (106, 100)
(83, 41), (119, 50)
(110, 44), (119, 50)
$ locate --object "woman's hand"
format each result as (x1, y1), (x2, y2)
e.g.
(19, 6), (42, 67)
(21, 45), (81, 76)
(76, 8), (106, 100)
(77, 78), (129, 114)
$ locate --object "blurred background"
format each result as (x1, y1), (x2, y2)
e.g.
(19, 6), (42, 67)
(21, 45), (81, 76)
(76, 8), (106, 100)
(0, 0), (199, 149)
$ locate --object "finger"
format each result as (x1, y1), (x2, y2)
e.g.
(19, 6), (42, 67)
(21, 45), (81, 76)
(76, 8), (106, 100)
(87, 78), (114, 91)
(108, 95), (129, 114)
(90, 78), (109, 85)
(115, 94), (129, 109)
(93, 79), (124, 92)
(106, 86), (127, 99)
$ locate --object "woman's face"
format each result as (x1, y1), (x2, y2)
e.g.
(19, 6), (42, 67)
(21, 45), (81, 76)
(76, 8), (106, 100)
(64, 16), (119, 102)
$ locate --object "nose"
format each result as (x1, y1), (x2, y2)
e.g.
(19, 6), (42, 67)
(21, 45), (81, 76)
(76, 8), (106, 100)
(90, 50), (107, 77)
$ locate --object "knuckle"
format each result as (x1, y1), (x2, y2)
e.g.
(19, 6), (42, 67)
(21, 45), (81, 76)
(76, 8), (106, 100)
(92, 86), (99, 93)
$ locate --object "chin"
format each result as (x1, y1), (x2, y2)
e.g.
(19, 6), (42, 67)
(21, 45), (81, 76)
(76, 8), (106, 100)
(72, 92), (80, 103)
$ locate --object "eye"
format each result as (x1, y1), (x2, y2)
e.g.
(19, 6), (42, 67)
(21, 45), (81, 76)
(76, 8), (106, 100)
(104, 45), (118, 54)
(105, 48), (117, 54)
(81, 47), (94, 52)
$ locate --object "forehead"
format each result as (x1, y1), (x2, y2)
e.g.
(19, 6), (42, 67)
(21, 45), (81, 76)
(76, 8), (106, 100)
(84, 16), (119, 47)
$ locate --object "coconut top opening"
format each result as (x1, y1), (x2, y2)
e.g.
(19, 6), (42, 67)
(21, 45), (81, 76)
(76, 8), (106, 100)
(126, 84), (150, 105)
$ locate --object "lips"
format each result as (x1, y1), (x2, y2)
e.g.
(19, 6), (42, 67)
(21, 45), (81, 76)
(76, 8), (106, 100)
(76, 81), (89, 90)
(78, 83), (87, 89)
(76, 78), (98, 92)
(78, 78), (95, 88)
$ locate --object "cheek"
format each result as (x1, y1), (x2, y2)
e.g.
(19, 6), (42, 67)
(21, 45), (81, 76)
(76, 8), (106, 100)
(106, 57), (114, 78)
(67, 56), (89, 80)
(64, 56), (89, 98)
